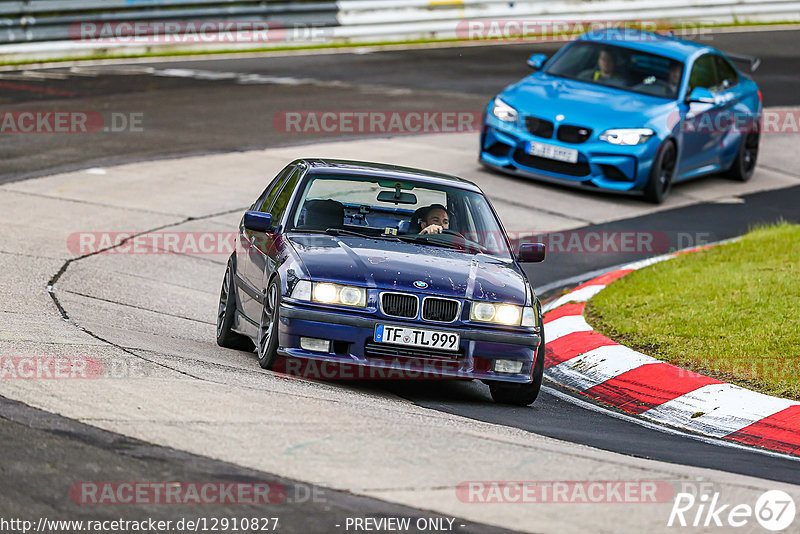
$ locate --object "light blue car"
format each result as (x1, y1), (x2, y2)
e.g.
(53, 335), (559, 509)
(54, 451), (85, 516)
(480, 29), (762, 203)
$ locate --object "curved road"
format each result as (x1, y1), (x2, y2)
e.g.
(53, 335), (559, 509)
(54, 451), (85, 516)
(1, 27), (799, 532)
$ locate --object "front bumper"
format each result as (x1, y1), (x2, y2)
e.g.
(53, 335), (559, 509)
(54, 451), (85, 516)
(480, 113), (660, 192)
(276, 303), (541, 384)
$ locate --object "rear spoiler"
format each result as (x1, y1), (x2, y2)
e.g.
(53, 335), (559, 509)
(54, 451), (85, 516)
(725, 52), (761, 73)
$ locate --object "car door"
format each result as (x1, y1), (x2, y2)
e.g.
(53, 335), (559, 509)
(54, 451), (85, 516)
(241, 166), (302, 320)
(237, 166), (294, 322)
(678, 53), (722, 176)
(712, 55), (747, 167)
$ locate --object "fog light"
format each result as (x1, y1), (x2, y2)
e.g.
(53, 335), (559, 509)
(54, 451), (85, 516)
(494, 359), (524, 374)
(300, 337), (330, 353)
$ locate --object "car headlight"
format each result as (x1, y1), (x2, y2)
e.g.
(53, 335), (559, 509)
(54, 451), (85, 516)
(491, 98), (518, 123)
(470, 302), (536, 327)
(599, 128), (655, 146)
(291, 281), (367, 307)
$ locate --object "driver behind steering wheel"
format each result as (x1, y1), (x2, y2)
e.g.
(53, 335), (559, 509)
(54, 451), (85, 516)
(418, 204), (450, 235)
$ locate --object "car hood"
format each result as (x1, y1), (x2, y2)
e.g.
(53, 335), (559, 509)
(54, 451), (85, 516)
(500, 73), (676, 131)
(288, 234), (528, 305)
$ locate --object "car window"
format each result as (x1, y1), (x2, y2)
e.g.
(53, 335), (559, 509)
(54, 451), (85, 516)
(288, 175), (512, 258)
(265, 167), (301, 226)
(714, 55), (739, 91)
(544, 41), (685, 99)
(254, 165), (294, 212)
(688, 54), (719, 93)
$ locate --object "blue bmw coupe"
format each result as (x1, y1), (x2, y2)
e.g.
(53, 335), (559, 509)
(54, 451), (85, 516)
(480, 29), (762, 203)
(217, 159), (547, 405)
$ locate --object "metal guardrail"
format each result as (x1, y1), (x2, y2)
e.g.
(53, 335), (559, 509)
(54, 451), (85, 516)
(0, 1), (339, 44)
(336, 0), (800, 38)
(341, 0), (800, 19)
(0, 0), (798, 57)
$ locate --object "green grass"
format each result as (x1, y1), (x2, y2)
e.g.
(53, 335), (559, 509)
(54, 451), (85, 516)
(587, 222), (800, 400)
(1, 19), (798, 67)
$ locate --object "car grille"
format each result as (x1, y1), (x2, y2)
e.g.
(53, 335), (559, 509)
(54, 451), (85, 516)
(525, 116), (554, 138)
(513, 149), (591, 177)
(364, 342), (461, 361)
(380, 292), (418, 319)
(422, 298), (460, 323)
(557, 125), (593, 144)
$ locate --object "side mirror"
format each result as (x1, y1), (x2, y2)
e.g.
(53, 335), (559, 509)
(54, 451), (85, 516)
(687, 87), (715, 104)
(527, 53), (547, 70)
(243, 211), (274, 233)
(517, 243), (546, 263)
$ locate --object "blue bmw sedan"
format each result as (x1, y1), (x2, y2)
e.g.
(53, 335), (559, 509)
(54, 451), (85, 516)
(217, 159), (547, 405)
(480, 29), (762, 203)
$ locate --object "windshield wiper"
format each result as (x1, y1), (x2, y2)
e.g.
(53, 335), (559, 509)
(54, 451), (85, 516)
(291, 228), (402, 240)
(396, 233), (486, 254)
(325, 228), (399, 240)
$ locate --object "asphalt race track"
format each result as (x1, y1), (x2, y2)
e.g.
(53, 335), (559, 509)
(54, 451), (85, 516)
(1, 27), (799, 533)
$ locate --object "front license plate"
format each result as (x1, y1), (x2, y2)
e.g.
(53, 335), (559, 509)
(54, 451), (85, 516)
(374, 324), (460, 352)
(526, 141), (579, 164)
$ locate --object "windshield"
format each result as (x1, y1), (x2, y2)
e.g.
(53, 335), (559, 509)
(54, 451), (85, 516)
(545, 41), (685, 99)
(287, 175), (513, 259)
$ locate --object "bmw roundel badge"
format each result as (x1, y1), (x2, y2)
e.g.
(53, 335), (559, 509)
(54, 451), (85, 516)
(414, 281), (428, 289)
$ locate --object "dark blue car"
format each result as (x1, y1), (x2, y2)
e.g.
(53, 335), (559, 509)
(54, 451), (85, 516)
(480, 29), (762, 203)
(216, 159), (547, 405)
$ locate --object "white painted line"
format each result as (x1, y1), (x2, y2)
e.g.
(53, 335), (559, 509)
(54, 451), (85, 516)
(543, 284), (606, 312)
(641, 383), (800, 438)
(544, 314), (592, 342)
(618, 254), (675, 271)
(547, 345), (659, 392)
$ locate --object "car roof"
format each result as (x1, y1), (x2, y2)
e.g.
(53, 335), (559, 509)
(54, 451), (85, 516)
(296, 158), (483, 192)
(577, 28), (715, 62)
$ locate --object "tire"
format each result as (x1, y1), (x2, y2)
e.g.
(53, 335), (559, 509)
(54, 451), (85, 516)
(643, 141), (677, 204)
(724, 131), (759, 182)
(489, 333), (545, 406)
(257, 277), (281, 370)
(217, 256), (255, 351)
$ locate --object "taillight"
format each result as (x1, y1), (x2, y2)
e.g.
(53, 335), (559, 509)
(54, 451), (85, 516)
(758, 89), (763, 104)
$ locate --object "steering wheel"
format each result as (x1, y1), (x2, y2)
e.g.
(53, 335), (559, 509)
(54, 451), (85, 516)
(442, 229), (465, 238)
(440, 229), (488, 253)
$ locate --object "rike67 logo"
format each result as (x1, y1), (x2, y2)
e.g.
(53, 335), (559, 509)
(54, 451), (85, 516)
(668, 489), (796, 531)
